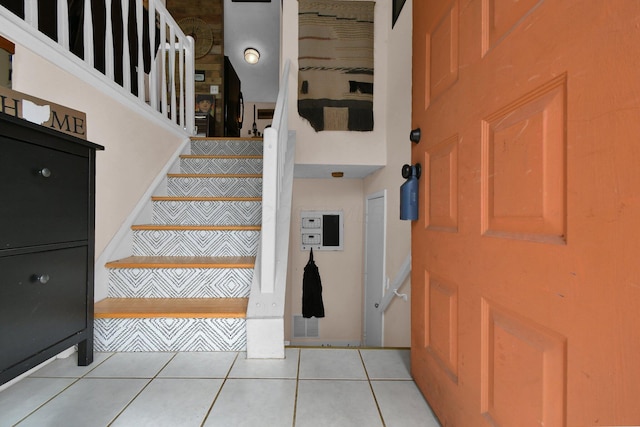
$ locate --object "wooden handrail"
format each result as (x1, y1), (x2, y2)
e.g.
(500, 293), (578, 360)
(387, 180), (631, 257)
(0, 36), (14, 53)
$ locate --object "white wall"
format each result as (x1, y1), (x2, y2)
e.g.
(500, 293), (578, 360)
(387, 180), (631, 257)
(12, 48), (186, 260)
(283, 0), (413, 347)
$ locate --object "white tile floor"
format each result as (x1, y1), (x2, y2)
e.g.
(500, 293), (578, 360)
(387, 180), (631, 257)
(0, 348), (440, 427)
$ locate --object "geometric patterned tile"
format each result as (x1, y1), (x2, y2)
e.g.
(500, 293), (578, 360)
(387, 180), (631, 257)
(108, 267), (253, 298)
(100, 138), (263, 353)
(167, 176), (262, 198)
(152, 200), (262, 226)
(180, 157), (263, 174)
(132, 229), (260, 257)
(191, 139), (263, 155)
(94, 317), (247, 351)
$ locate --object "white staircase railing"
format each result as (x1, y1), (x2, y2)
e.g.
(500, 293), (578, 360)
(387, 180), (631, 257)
(0, 0), (195, 133)
(246, 60), (295, 359)
(379, 254), (411, 313)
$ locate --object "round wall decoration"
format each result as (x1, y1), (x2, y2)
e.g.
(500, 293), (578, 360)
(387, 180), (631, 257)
(178, 17), (214, 59)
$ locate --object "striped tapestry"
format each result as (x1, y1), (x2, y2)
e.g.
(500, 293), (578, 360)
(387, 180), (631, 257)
(298, 0), (375, 132)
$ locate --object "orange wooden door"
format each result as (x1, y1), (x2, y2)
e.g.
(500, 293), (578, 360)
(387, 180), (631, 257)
(410, 1), (640, 426)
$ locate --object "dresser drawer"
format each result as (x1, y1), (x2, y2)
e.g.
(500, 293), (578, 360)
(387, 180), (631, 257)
(0, 136), (89, 249)
(0, 247), (88, 370)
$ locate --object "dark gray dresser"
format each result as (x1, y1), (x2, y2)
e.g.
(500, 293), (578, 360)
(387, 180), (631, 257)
(0, 113), (103, 385)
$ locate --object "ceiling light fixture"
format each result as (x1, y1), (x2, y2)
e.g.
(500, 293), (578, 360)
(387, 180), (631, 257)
(244, 48), (260, 64)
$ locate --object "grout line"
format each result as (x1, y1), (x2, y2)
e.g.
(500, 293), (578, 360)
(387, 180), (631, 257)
(226, 351), (241, 378)
(9, 349), (425, 426)
(13, 351), (119, 425)
(358, 349), (387, 427)
(199, 352), (240, 427)
(107, 378), (155, 426)
(292, 348), (302, 427)
(13, 377), (82, 425)
(107, 352), (179, 426)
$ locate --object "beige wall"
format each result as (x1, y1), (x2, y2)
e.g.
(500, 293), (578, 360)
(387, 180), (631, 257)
(286, 179), (364, 345)
(283, 0), (413, 347)
(12, 47), (186, 258)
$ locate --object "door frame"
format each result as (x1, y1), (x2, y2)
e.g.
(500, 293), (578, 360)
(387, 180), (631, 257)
(364, 190), (386, 347)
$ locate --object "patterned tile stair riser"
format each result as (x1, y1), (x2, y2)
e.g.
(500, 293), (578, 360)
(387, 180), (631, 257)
(132, 229), (260, 257)
(108, 267), (253, 298)
(189, 139), (263, 156)
(167, 176), (263, 198)
(152, 200), (262, 226)
(180, 156), (263, 175)
(95, 138), (263, 352)
(94, 317), (247, 352)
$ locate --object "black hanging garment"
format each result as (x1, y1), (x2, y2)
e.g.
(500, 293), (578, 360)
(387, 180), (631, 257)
(302, 248), (325, 318)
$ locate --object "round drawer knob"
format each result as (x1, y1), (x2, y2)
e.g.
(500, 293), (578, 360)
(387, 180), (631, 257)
(39, 168), (52, 178)
(35, 274), (50, 284)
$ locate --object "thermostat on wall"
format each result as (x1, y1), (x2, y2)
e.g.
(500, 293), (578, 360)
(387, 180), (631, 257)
(301, 210), (344, 251)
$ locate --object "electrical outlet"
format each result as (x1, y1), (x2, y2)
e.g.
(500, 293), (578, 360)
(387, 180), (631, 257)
(209, 85), (219, 95)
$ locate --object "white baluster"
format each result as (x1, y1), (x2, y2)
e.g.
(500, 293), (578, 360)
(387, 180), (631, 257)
(120, 0), (130, 91)
(148, 0), (157, 110)
(104, 0), (114, 80)
(57, 0), (69, 49)
(159, 12), (167, 115)
(136, 0), (144, 102)
(168, 24), (176, 123)
(83, 0), (94, 66)
(178, 37), (185, 127)
(184, 35), (195, 134)
(24, 0), (38, 28)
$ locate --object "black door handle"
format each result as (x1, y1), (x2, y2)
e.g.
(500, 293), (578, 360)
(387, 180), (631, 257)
(410, 128), (421, 143)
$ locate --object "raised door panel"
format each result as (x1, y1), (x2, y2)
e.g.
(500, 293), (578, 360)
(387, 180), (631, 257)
(412, 1), (640, 425)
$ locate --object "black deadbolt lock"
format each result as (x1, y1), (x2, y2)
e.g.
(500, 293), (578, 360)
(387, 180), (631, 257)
(409, 128), (421, 144)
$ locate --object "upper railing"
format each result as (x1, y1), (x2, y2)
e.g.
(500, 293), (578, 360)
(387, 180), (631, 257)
(259, 59), (292, 294)
(0, 0), (195, 133)
(246, 59), (293, 358)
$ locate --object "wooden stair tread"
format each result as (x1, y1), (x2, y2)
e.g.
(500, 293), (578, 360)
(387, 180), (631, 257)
(131, 225), (261, 231)
(151, 196), (261, 202)
(106, 256), (256, 269)
(180, 154), (262, 159)
(167, 173), (262, 178)
(95, 298), (248, 319)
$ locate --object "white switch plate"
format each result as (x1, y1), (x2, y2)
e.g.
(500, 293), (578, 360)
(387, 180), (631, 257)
(210, 85), (219, 95)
